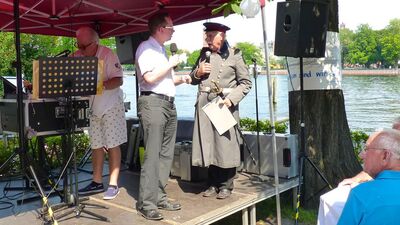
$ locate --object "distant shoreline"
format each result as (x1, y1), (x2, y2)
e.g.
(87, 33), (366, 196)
(171, 69), (400, 76)
(269, 69), (400, 76)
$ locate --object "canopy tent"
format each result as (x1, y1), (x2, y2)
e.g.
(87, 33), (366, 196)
(0, 0), (229, 37)
(0, 1), (286, 224)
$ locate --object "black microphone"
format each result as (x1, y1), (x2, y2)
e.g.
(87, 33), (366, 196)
(170, 43), (178, 69)
(204, 51), (211, 77)
(205, 51), (211, 63)
(170, 43), (178, 56)
(54, 49), (71, 57)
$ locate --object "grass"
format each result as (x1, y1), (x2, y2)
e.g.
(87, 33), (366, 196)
(212, 191), (317, 225)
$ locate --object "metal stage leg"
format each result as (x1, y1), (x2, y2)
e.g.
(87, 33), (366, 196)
(242, 208), (249, 225)
(249, 205), (256, 225)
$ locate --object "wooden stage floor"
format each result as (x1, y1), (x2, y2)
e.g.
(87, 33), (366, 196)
(0, 165), (298, 225)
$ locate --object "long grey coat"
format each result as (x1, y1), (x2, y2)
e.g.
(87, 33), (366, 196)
(189, 45), (252, 168)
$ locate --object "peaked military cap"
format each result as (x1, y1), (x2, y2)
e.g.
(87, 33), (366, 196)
(203, 22), (230, 32)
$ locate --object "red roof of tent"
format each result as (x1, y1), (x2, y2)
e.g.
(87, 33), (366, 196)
(0, 0), (229, 38)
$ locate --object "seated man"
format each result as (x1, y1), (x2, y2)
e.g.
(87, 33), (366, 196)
(318, 118), (400, 225)
(337, 128), (400, 225)
(339, 117), (400, 187)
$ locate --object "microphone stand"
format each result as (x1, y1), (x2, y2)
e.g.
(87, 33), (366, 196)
(252, 59), (262, 175)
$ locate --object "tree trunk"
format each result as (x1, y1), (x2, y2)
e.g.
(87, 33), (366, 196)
(289, 89), (362, 208)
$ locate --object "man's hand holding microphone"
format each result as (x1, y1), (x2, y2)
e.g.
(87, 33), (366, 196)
(170, 43), (191, 84)
(195, 51), (211, 78)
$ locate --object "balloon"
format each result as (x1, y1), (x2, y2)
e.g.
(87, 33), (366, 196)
(240, 0), (261, 18)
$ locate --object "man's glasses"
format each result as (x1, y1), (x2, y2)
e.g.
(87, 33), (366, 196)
(363, 147), (387, 152)
(163, 26), (175, 31)
(75, 41), (95, 50)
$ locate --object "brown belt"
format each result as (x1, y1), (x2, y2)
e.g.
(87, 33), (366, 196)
(199, 87), (233, 94)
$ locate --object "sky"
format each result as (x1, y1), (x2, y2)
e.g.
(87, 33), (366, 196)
(168, 0), (400, 52)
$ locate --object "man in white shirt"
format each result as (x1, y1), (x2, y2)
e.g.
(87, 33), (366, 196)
(73, 27), (127, 200)
(135, 12), (190, 221)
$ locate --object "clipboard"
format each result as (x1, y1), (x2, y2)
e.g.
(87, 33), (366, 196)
(202, 96), (237, 135)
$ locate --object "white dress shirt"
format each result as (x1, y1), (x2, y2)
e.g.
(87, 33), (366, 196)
(135, 36), (176, 97)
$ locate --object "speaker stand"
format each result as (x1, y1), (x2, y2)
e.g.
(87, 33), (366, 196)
(294, 57), (333, 225)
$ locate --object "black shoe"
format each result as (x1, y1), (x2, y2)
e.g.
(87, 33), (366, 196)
(137, 208), (163, 220)
(216, 188), (231, 199)
(157, 201), (181, 211)
(78, 181), (104, 195)
(203, 186), (218, 197)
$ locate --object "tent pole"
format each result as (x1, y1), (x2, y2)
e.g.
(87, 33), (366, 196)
(14, 0), (28, 173)
(261, 4), (281, 225)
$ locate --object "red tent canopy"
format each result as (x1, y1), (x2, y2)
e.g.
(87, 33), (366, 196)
(0, 0), (229, 38)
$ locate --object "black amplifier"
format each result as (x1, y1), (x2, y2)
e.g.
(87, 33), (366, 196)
(0, 98), (90, 136)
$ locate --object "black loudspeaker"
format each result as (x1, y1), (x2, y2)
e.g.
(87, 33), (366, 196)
(115, 31), (150, 64)
(274, 0), (328, 58)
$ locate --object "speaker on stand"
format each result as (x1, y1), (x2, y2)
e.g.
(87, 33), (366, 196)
(274, 1), (332, 224)
(115, 32), (150, 65)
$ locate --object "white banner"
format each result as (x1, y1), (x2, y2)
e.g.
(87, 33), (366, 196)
(287, 32), (342, 91)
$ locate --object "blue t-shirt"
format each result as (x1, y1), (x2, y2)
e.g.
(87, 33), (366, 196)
(337, 170), (400, 225)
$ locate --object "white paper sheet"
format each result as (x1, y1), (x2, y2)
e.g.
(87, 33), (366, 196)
(202, 96), (237, 135)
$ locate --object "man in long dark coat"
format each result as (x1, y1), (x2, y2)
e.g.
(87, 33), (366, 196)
(189, 22), (252, 199)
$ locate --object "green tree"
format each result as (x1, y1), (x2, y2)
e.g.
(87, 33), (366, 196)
(187, 49), (201, 68)
(347, 24), (378, 67)
(339, 27), (354, 67)
(380, 19), (400, 68)
(0, 32), (16, 76)
(235, 42), (263, 66)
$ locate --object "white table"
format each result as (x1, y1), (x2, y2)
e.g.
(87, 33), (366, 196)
(317, 185), (352, 225)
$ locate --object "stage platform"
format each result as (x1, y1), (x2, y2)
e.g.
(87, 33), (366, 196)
(0, 164), (298, 225)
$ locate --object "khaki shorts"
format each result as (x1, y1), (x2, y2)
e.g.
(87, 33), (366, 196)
(89, 102), (127, 149)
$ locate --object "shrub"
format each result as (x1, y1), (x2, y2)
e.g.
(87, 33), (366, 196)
(0, 133), (90, 172)
(350, 130), (369, 163)
(240, 117), (288, 133)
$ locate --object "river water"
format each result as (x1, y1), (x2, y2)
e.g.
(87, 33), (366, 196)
(121, 74), (400, 133)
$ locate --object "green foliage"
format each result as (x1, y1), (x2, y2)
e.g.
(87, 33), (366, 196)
(0, 134), (90, 172)
(42, 134), (90, 167)
(187, 49), (201, 68)
(351, 130), (369, 163)
(347, 24), (378, 67)
(100, 37), (116, 50)
(339, 27), (355, 66)
(380, 19), (400, 67)
(340, 19), (400, 68)
(212, 0), (242, 17)
(0, 32), (16, 76)
(0, 136), (19, 174)
(240, 117), (288, 133)
(234, 42), (263, 66)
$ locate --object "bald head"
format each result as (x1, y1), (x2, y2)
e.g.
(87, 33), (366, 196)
(75, 27), (99, 56)
(361, 129), (400, 178)
(76, 27), (99, 42)
(370, 129), (400, 158)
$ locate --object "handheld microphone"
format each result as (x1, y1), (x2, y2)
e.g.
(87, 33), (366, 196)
(170, 43), (178, 69)
(205, 51), (211, 63)
(54, 49), (71, 57)
(170, 43), (178, 56)
(203, 51), (211, 77)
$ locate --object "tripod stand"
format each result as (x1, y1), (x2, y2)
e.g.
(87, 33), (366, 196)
(54, 95), (108, 222)
(32, 56), (109, 222)
(294, 57), (332, 225)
